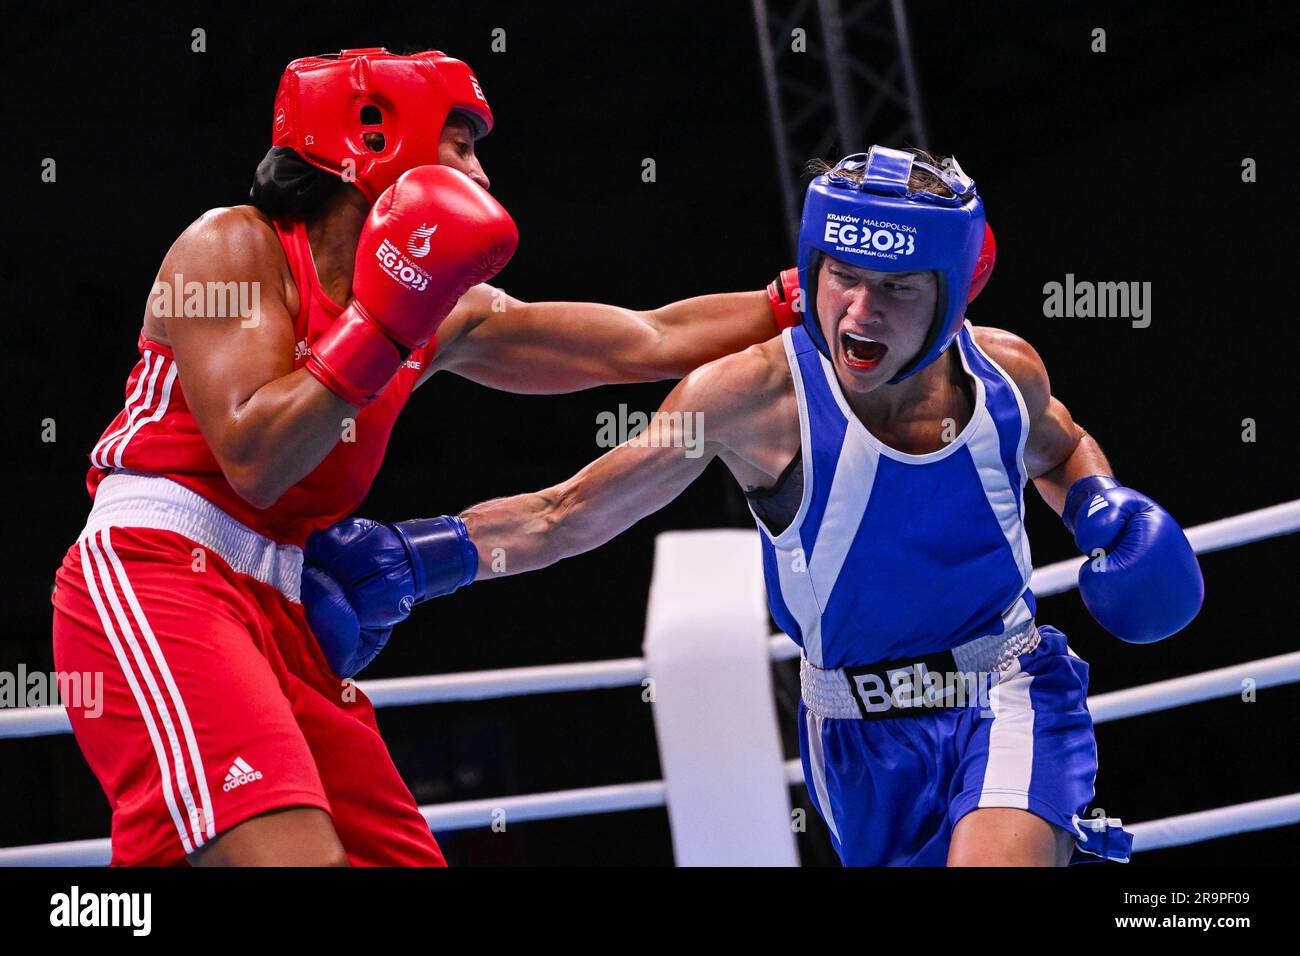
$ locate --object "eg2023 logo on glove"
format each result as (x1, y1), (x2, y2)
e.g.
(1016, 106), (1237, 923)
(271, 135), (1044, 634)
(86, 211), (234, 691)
(375, 223), (438, 292)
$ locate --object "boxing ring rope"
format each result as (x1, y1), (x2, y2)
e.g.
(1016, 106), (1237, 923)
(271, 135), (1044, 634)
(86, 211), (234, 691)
(1027, 498), (1300, 597)
(3, 498), (1298, 865)
(9, 642), (1295, 740)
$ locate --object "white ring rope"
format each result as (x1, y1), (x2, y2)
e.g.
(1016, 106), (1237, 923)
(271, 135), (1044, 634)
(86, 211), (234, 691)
(363, 656), (647, 708)
(1126, 792), (1300, 852)
(1090, 651), (1300, 723)
(2, 782), (1295, 867)
(0, 704), (70, 738)
(6, 644), (1287, 738)
(2, 498), (1296, 863)
(1029, 498), (1300, 597)
(419, 780), (667, 831)
(0, 779), (670, 867)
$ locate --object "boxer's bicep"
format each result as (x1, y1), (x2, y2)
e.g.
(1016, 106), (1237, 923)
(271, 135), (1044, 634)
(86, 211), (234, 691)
(1016, 354), (1097, 483)
(971, 326), (1082, 478)
(1025, 396), (1084, 479)
(159, 210), (298, 460)
(996, 339), (1113, 514)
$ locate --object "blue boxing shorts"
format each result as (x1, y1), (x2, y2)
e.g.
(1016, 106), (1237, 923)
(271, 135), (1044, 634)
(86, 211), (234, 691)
(797, 625), (1132, 865)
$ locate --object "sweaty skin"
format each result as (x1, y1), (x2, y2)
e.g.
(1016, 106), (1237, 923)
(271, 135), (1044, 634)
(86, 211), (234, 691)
(455, 255), (1112, 867)
(145, 117), (776, 509)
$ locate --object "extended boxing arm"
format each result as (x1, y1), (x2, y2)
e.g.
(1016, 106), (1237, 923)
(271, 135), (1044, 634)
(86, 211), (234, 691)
(302, 348), (771, 676)
(425, 282), (779, 393)
(463, 408), (716, 578)
(427, 221), (997, 396)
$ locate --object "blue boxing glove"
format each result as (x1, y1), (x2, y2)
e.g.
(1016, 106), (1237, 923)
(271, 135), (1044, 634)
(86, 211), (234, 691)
(301, 516), (479, 677)
(1063, 476), (1204, 644)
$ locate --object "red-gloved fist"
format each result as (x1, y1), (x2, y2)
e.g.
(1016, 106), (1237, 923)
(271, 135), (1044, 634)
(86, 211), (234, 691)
(307, 166), (518, 405)
(357, 165), (518, 350)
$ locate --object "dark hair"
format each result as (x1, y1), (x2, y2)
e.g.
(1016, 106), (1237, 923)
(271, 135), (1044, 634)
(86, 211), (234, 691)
(804, 147), (956, 198)
(249, 147), (346, 215)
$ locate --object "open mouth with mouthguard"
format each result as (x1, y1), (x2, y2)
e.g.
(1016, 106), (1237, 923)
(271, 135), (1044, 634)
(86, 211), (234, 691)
(841, 330), (888, 370)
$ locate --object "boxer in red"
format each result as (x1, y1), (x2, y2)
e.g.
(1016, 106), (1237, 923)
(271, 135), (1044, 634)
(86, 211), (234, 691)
(50, 47), (820, 866)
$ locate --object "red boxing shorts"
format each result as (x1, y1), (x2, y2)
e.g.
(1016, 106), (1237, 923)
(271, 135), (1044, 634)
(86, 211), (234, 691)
(51, 472), (445, 866)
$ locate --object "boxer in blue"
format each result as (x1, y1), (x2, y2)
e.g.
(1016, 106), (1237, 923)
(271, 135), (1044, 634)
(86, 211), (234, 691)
(302, 147), (1204, 865)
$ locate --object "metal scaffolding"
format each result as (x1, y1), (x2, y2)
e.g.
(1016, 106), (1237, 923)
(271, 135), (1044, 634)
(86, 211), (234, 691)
(752, 0), (929, 251)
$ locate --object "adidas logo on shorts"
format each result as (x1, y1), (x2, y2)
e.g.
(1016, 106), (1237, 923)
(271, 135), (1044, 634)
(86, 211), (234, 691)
(222, 756), (263, 792)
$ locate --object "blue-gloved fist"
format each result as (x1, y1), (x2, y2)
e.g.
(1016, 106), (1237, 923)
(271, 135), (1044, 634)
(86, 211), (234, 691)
(306, 519), (421, 628)
(301, 515), (478, 678)
(301, 561), (394, 678)
(1064, 477), (1204, 644)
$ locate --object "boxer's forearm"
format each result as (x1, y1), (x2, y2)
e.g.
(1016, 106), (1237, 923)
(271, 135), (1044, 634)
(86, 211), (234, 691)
(1032, 430), (1113, 518)
(644, 290), (776, 375)
(204, 368), (357, 509)
(460, 479), (647, 579)
(460, 488), (576, 579)
(461, 435), (712, 580)
(433, 289), (775, 393)
(459, 476), (659, 580)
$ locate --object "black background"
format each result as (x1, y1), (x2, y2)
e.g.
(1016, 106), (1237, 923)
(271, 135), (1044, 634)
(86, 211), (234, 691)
(2, 0), (1297, 866)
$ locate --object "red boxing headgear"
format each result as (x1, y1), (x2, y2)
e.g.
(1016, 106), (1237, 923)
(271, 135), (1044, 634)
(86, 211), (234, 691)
(272, 47), (492, 203)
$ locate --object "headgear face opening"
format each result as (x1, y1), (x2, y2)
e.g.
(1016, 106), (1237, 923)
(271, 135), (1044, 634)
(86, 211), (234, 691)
(272, 47), (493, 204)
(796, 147), (987, 384)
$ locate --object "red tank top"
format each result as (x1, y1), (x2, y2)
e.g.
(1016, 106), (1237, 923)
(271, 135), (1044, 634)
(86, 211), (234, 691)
(85, 216), (436, 547)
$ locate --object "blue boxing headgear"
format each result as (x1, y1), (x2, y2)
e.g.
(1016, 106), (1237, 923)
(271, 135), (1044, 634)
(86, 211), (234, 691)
(796, 146), (986, 383)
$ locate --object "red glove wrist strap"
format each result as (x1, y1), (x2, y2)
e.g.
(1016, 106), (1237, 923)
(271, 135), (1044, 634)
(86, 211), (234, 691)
(305, 304), (406, 406)
(768, 267), (801, 331)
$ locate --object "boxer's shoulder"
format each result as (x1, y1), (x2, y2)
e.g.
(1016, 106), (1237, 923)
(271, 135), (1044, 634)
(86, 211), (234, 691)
(170, 205), (284, 270)
(690, 336), (791, 406)
(145, 206), (293, 344)
(971, 324), (1037, 365)
(699, 338), (799, 483)
(675, 337), (795, 459)
(971, 325), (1050, 414)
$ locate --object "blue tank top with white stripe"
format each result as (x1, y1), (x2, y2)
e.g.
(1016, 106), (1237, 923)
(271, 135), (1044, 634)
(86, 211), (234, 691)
(752, 323), (1037, 668)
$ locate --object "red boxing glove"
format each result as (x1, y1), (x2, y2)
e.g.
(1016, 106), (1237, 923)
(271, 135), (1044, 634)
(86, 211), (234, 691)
(308, 166), (519, 405)
(767, 267), (801, 331)
(968, 222), (996, 303)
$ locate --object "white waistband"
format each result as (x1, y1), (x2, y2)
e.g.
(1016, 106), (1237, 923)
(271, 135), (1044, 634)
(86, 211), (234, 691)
(81, 471), (302, 604)
(800, 621), (1041, 720)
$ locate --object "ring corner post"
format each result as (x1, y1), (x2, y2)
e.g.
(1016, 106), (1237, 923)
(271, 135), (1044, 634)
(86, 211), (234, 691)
(643, 529), (798, 866)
